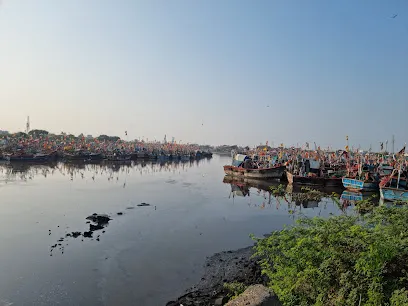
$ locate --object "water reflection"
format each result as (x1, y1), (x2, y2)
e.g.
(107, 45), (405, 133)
(223, 175), (353, 214)
(0, 159), (210, 184)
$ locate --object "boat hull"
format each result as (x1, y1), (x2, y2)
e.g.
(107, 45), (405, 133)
(286, 171), (344, 188)
(380, 187), (408, 202)
(223, 165), (286, 180)
(7, 154), (53, 162)
(342, 178), (379, 192)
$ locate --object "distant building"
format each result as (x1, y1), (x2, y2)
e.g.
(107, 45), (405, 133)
(86, 135), (93, 140)
(0, 130), (9, 136)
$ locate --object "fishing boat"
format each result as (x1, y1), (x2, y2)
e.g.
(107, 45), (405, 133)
(224, 154), (286, 180)
(137, 151), (149, 159)
(148, 153), (158, 160)
(379, 169), (408, 202)
(106, 153), (132, 162)
(285, 157), (345, 188)
(181, 154), (190, 162)
(342, 177), (378, 192)
(64, 151), (104, 162)
(6, 152), (54, 162)
(286, 171), (344, 188)
(203, 151), (213, 158)
(341, 155), (380, 191)
(89, 153), (104, 161)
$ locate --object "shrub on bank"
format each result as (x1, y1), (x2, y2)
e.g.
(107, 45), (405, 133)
(253, 206), (408, 306)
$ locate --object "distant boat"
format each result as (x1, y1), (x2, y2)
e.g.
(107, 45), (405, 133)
(203, 152), (213, 158)
(89, 153), (104, 161)
(137, 151), (149, 159)
(181, 154), (190, 162)
(106, 153), (132, 162)
(6, 152), (54, 162)
(63, 151), (104, 162)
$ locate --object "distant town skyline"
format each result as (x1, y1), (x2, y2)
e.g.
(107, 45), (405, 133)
(1, 1), (407, 149)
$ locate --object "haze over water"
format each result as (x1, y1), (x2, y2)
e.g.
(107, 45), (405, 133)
(0, 155), (349, 306)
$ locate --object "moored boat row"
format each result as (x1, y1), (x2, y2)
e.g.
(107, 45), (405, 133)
(223, 145), (408, 202)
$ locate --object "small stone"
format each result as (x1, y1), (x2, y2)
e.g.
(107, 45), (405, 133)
(214, 296), (228, 306)
(83, 231), (93, 238)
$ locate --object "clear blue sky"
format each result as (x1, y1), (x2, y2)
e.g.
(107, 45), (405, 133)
(1, 0), (407, 150)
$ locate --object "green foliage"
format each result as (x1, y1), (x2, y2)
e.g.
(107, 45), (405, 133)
(393, 200), (408, 206)
(291, 187), (327, 202)
(354, 194), (378, 214)
(97, 135), (121, 142)
(223, 282), (247, 300)
(253, 206), (408, 306)
(28, 129), (49, 137)
(270, 184), (286, 197)
(13, 132), (28, 138)
(390, 289), (408, 305)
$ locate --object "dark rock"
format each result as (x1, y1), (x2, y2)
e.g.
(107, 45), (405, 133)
(83, 231), (93, 238)
(137, 202), (151, 207)
(90, 224), (104, 231)
(117, 212), (123, 215)
(68, 232), (81, 238)
(86, 214), (111, 224)
(214, 296), (228, 305)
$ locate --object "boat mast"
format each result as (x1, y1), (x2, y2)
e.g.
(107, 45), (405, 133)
(397, 164), (402, 189)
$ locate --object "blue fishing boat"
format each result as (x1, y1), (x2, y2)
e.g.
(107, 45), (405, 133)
(342, 177), (378, 192)
(379, 169), (408, 202)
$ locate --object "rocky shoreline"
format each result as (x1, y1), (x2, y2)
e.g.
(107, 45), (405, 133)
(166, 245), (269, 306)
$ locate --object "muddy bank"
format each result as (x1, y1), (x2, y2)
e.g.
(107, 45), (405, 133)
(166, 245), (269, 306)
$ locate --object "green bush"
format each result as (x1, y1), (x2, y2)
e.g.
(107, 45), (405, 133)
(253, 206), (408, 306)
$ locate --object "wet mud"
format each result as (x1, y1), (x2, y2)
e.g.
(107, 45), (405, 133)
(166, 246), (267, 306)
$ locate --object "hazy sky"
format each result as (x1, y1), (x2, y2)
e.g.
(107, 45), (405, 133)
(1, 1), (407, 149)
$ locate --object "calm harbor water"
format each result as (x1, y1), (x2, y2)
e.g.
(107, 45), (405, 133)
(0, 155), (351, 306)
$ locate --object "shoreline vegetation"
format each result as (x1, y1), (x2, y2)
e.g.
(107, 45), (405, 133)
(168, 188), (408, 306)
